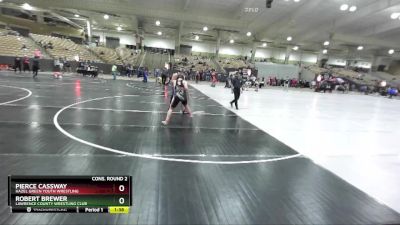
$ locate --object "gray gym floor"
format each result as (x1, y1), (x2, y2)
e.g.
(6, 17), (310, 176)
(0, 71), (399, 225)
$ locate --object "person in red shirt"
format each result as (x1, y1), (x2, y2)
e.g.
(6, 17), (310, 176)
(33, 49), (41, 59)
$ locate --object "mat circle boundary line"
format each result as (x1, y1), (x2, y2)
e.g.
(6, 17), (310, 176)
(0, 85), (32, 106)
(53, 95), (302, 165)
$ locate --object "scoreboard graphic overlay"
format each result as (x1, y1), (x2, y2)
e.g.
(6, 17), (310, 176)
(8, 176), (132, 214)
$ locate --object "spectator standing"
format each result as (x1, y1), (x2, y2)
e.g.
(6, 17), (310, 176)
(54, 58), (61, 72)
(195, 71), (200, 84)
(211, 70), (217, 87)
(32, 58), (39, 78)
(143, 68), (148, 83)
(59, 58), (64, 72)
(23, 56), (30, 72)
(260, 77), (265, 89)
(205, 70), (210, 81)
(127, 64), (133, 77)
(64, 57), (71, 73)
(225, 75), (232, 88)
(284, 77), (289, 91)
(111, 64), (118, 80)
(161, 69), (168, 85)
(14, 56), (21, 73)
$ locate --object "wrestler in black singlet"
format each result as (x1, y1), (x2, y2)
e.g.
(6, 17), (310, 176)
(170, 75), (187, 108)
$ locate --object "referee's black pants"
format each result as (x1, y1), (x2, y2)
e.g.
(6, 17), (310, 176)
(230, 88), (240, 110)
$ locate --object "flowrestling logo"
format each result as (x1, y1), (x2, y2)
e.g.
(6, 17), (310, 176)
(244, 0), (273, 13)
(244, 8), (260, 13)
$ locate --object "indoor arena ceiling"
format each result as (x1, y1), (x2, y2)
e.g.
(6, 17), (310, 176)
(2, 0), (400, 56)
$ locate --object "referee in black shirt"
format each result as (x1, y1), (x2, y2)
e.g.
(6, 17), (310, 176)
(230, 73), (242, 110)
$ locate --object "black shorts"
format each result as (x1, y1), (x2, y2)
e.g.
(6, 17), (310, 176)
(170, 96), (187, 108)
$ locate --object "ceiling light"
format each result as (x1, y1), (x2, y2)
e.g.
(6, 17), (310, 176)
(155, 20), (160, 26)
(117, 26), (122, 31)
(230, 39), (234, 44)
(74, 14), (80, 18)
(203, 26), (208, 31)
(157, 31), (162, 36)
(194, 35), (199, 40)
(246, 32), (252, 37)
(322, 49), (328, 54)
(349, 6), (357, 12)
(287, 36), (292, 41)
(103, 14), (109, 20)
(292, 46), (299, 51)
(22, 3), (33, 10)
(388, 49), (395, 55)
(323, 41), (330, 46)
(262, 43), (267, 47)
(340, 4), (349, 11)
(357, 46), (363, 51)
(294, 0), (300, 2)
(390, 13), (400, 20)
